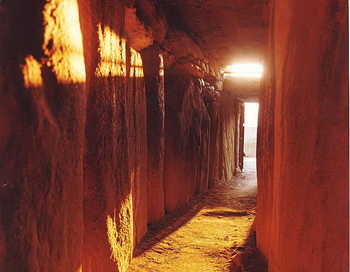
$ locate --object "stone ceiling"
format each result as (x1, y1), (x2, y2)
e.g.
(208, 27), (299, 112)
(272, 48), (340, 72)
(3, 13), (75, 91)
(223, 77), (260, 102)
(159, 0), (268, 67)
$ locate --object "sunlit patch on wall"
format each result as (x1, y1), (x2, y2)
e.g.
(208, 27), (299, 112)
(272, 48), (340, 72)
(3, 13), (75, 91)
(42, 0), (86, 84)
(96, 24), (127, 78)
(106, 194), (133, 272)
(224, 63), (263, 78)
(75, 265), (82, 272)
(130, 48), (144, 78)
(159, 54), (164, 77)
(21, 55), (43, 88)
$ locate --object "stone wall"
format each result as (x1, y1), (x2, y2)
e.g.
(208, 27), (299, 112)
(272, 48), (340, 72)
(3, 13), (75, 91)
(140, 44), (166, 224)
(208, 92), (240, 188)
(256, 0), (349, 271)
(163, 71), (211, 212)
(78, 1), (148, 271)
(0, 0), (86, 271)
(0, 0), (242, 271)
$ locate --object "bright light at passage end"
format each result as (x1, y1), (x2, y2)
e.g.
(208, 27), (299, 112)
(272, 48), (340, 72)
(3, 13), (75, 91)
(225, 63), (263, 78)
(245, 103), (259, 127)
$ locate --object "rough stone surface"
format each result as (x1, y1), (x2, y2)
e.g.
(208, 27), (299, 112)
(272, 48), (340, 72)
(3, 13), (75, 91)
(224, 77), (260, 102)
(163, 71), (211, 212)
(256, 0), (349, 271)
(78, 1), (147, 271)
(0, 0), (245, 269)
(135, 0), (168, 44)
(159, 0), (267, 66)
(0, 0), (85, 271)
(163, 28), (205, 60)
(207, 92), (239, 188)
(125, 7), (154, 52)
(128, 49), (148, 245)
(161, 28), (207, 78)
(0, 0), (347, 271)
(140, 44), (166, 223)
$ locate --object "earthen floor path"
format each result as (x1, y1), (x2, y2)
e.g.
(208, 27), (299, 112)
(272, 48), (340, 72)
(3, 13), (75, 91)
(128, 158), (259, 272)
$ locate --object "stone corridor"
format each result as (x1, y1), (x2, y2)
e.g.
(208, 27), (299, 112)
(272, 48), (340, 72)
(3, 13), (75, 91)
(0, 0), (348, 271)
(129, 159), (260, 272)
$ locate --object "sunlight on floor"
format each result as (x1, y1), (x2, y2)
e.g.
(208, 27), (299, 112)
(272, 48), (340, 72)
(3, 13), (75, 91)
(128, 169), (258, 272)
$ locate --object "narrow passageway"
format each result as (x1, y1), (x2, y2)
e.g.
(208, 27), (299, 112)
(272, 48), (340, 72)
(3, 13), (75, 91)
(128, 159), (263, 272)
(1, 1), (347, 271)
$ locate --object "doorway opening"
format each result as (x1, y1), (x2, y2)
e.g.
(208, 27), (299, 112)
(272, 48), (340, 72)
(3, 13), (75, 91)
(243, 102), (259, 172)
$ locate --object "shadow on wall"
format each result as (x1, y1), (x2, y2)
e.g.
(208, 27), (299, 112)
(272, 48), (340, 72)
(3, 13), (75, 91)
(229, 223), (268, 272)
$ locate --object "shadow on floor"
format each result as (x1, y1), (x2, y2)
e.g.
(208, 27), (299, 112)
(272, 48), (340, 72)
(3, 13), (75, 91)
(133, 170), (258, 259)
(229, 224), (268, 272)
(133, 193), (207, 257)
(202, 210), (250, 217)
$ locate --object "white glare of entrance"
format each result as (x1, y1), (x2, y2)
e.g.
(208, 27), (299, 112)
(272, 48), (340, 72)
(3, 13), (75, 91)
(225, 63), (263, 78)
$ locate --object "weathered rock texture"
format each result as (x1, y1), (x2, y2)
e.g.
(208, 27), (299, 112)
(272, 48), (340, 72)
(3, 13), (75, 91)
(140, 44), (165, 223)
(0, 0), (85, 271)
(78, 1), (147, 271)
(0, 0), (250, 271)
(163, 71), (211, 212)
(162, 70), (241, 212)
(1, 0), (150, 271)
(134, 0), (168, 44)
(207, 92), (240, 188)
(159, 0), (267, 65)
(256, 0), (349, 271)
(224, 77), (260, 102)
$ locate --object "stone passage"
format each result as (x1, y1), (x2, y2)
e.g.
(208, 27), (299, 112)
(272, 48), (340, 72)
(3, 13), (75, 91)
(128, 159), (267, 272)
(0, 0), (347, 271)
